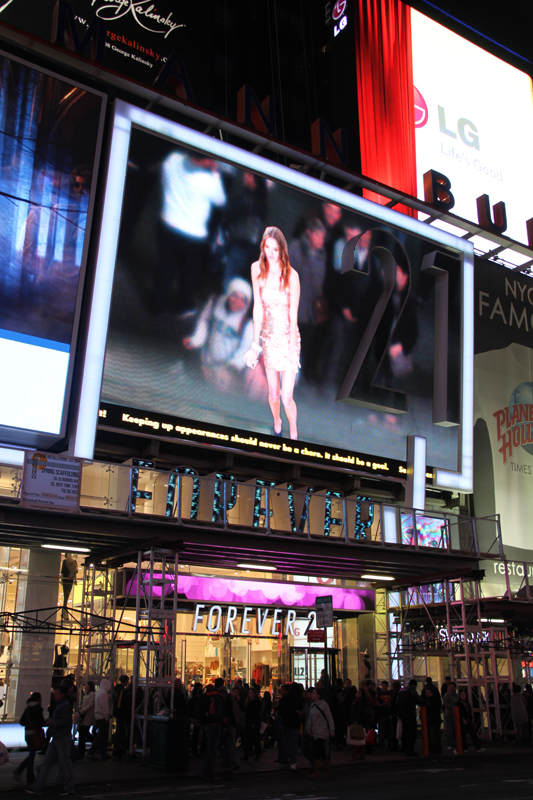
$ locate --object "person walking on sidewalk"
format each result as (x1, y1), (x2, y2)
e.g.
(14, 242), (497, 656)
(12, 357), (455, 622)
(25, 685), (74, 796)
(87, 678), (112, 759)
(243, 686), (262, 761)
(278, 682), (303, 771)
(443, 682), (459, 754)
(458, 689), (485, 752)
(510, 684), (529, 746)
(200, 679), (225, 782)
(307, 686), (334, 779)
(396, 679), (420, 757)
(13, 693), (46, 784)
(75, 682), (95, 759)
(222, 685), (243, 771)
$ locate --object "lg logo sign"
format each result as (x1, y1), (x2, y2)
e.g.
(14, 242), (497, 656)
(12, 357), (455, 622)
(331, 0), (348, 37)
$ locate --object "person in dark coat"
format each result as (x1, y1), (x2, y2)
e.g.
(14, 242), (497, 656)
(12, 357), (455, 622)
(349, 688), (369, 726)
(243, 686), (262, 761)
(396, 680), (420, 757)
(222, 685), (243, 771)
(421, 685), (442, 754)
(113, 675), (130, 756)
(200, 679), (224, 782)
(26, 685), (75, 795)
(13, 693), (46, 783)
(390, 680), (401, 751)
(278, 682), (303, 770)
(188, 682), (203, 757)
(458, 689), (484, 752)
(376, 680), (393, 751)
(348, 688), (367, 761)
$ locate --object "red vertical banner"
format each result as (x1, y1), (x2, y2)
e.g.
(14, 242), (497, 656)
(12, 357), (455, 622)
(355, 0), (417, 216)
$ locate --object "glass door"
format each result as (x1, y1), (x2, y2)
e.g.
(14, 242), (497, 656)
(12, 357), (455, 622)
(290, 647), (339, 685)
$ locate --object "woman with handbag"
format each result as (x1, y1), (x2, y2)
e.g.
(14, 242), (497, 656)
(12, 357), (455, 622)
(76, 682), (96, 758)
(307, 686), (335, 778)
(13, 692), (46, 783)
(348, 689), (368, 761)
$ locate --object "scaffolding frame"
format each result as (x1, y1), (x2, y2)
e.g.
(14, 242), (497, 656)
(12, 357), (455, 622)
(374, 588), (392, 682)
(76, 563), (117, 690)
(386, 575), (514, 739)
(129, 548), (179, 757)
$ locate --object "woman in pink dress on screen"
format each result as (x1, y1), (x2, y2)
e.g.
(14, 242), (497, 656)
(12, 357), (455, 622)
(244, 227), (301, 440)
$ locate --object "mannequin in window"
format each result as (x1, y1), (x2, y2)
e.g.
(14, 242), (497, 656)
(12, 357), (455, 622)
(61, 553), (78, 620)
(52, 644), (69, 689)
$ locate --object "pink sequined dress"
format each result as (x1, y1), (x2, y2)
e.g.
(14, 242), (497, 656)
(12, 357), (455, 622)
(260, 285), (301, 373)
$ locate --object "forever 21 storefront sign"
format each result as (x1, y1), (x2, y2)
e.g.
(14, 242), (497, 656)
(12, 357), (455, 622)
(193, 604), (318, 636)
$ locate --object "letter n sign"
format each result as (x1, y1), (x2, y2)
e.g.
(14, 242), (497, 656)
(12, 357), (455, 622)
(311, 119), (348, 166)
(237, 86), (276, 136)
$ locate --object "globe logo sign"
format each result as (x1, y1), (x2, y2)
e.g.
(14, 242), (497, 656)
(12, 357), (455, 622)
(509, 381), (533, 457)
(414, 86), (428, 128)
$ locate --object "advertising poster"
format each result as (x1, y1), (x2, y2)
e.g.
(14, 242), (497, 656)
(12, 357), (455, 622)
(22, 452), (81, 512)
(474, 259), (533, 591)
(0, 51), (104, 443)
(411, 9), (533, 254)
(355, 0), (533, 266)
(0, 0), (186, 85)
(95, 109), (469, 479)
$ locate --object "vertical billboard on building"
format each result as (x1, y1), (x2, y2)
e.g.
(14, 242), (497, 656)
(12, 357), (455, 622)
(474, 260), (533, 561)
(75, 100), (473, 493)
(355, 0), (533, 266)
(0, 51), (105, 447)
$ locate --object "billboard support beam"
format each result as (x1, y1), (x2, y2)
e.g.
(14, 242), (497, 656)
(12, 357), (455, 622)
(405, 435), (426, 511)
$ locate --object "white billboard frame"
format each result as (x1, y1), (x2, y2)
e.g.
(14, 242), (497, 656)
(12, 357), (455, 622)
(74, 99), (474, 493)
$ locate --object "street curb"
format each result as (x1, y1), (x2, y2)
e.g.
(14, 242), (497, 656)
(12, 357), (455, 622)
(1, 746), (530, 792)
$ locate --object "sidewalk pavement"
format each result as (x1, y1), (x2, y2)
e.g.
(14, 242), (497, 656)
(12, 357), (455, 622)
(2, 738), (530, 792)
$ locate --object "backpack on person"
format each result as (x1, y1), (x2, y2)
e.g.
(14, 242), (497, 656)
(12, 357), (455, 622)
(196, 692), (216, 725)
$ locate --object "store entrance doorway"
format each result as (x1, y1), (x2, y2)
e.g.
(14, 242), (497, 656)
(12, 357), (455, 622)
(290, 647), (339, 686)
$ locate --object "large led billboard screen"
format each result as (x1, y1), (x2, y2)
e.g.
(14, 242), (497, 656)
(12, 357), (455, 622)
(76, 101), (473, 491)
(411, 9), (533, 253)
(355, 0), (533, 266)
(0, 51), (105, 446)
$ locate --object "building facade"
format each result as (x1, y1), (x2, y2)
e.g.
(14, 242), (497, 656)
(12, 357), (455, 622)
(0, 0), (532, 743)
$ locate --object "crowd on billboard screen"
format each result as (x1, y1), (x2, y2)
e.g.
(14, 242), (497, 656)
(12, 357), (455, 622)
(101, 128), (461, 469)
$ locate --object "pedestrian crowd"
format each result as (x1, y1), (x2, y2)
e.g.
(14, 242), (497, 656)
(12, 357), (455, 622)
(5, 672), (533, 790)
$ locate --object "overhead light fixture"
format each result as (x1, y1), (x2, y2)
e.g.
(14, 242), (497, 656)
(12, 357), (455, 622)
(361, 574), (395, 581)
(42, 544), (90, 553)
(481, 618), (505, 624)
(237, 563), (277, 572)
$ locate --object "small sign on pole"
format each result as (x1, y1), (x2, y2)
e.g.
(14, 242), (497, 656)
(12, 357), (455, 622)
(315, 595), (333, 629)
(307, 629), (327, 644)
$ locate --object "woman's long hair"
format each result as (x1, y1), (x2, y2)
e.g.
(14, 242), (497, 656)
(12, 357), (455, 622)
(259, 226), (291, 290)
